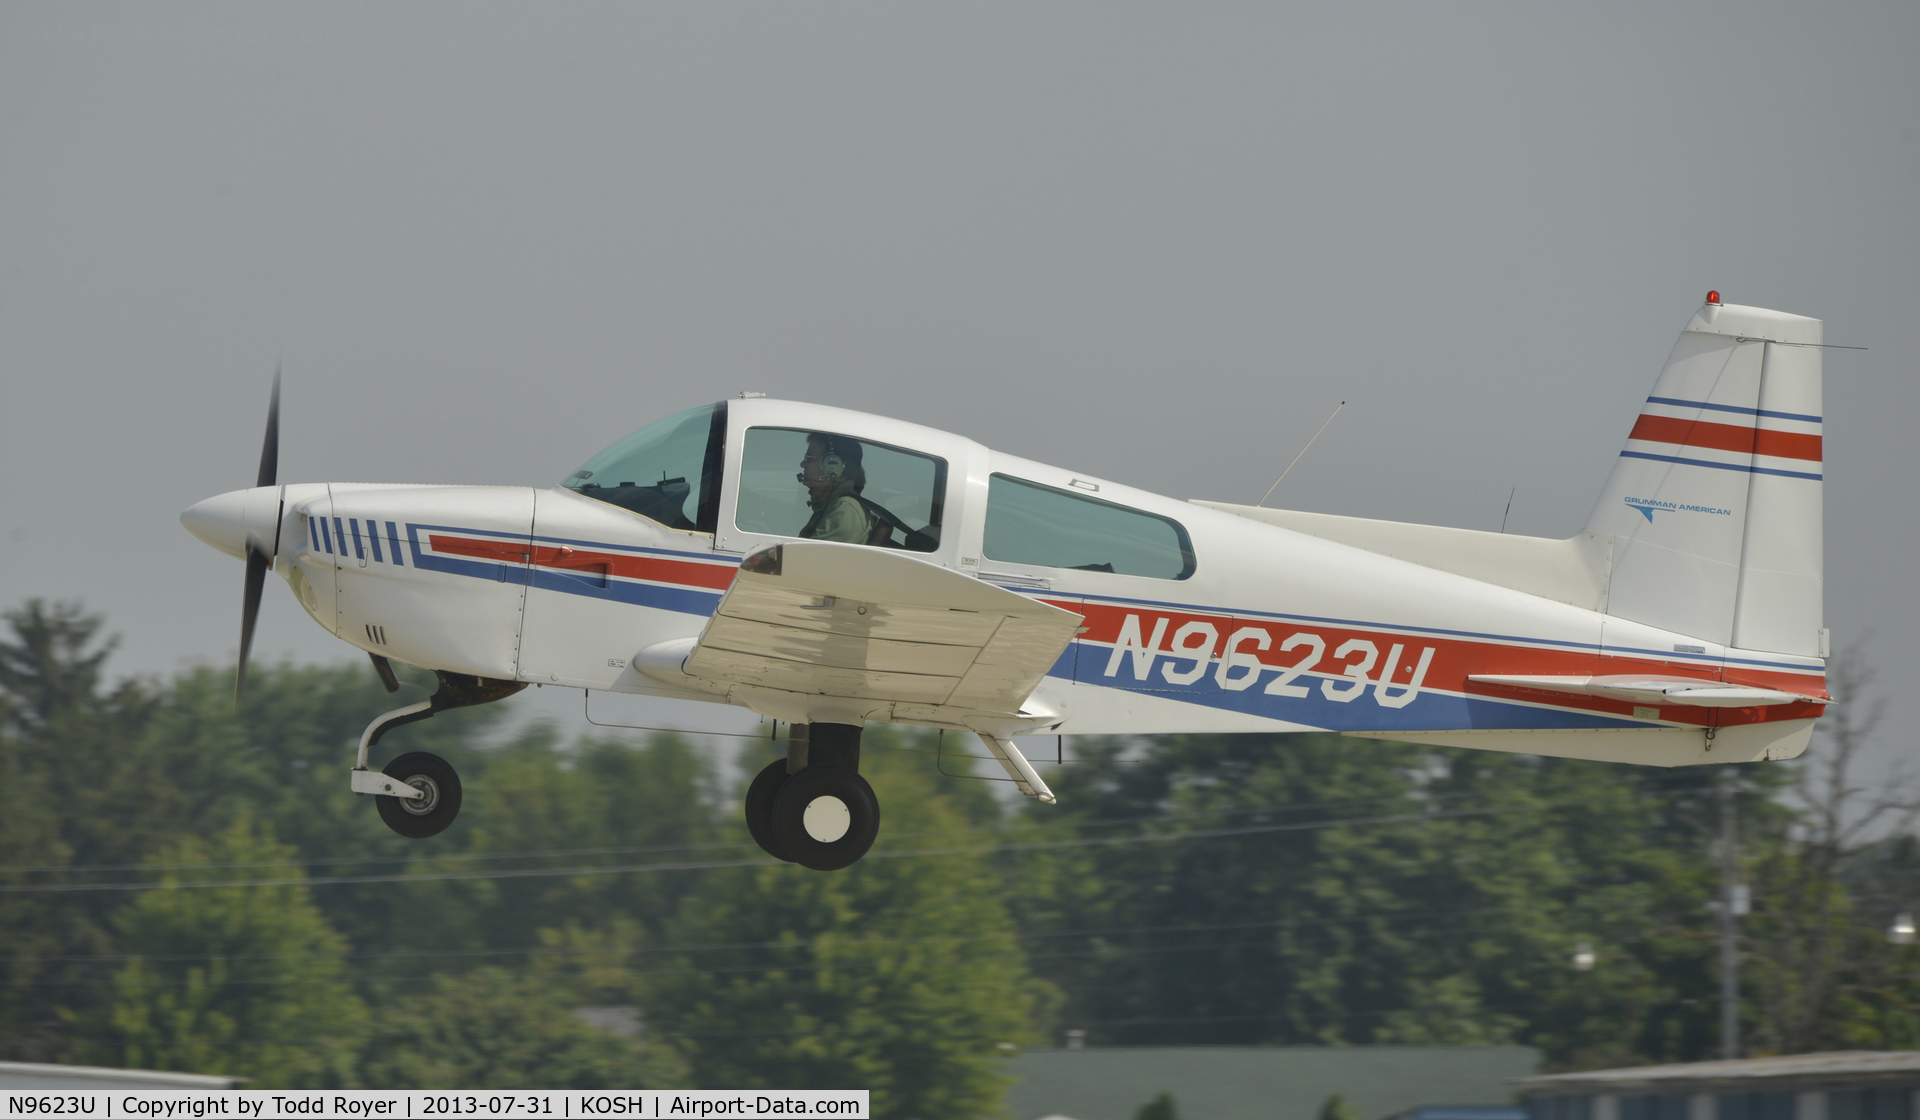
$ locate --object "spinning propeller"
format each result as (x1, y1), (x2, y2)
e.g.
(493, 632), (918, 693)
(236, 368), (283, 701)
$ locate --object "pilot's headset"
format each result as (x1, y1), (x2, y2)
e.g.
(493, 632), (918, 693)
(799, 434), (853, 485)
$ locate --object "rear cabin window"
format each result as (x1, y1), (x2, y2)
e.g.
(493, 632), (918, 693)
(735, 427), (945, 552)
(984, 474), (1195, 579)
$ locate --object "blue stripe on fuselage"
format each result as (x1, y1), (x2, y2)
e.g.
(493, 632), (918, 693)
(525, 567), (722, 615)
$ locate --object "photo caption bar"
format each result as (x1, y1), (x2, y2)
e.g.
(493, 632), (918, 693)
(1, 1091), (867, 1120)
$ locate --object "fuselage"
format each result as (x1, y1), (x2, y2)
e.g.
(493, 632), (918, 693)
(184, 396), (1824, 768)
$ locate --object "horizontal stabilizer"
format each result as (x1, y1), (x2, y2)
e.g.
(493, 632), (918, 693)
(1468, 674), (1822, 708)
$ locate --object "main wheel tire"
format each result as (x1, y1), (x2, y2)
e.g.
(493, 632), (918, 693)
(745, 758), (794, 862)
(771, 766), (879, 871)
(375, 751), (462, 839)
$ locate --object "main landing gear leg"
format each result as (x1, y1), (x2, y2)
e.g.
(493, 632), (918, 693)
(744, 722), (880, 871)
(352, 671), (527, 839)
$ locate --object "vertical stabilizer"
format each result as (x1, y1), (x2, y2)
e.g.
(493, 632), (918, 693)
(1586, 299), (1824, 655)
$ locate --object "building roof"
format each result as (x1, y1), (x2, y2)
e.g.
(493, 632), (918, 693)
(0, 1061), (242, 1090)
(1001, 1045), (1539, 1120)
(1517, 1051), (1920, 1095)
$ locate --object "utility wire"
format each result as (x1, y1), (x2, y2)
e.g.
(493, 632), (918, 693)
(0, 902), (1553, 966)
(4, 913), (1573, 988)
(0, 763), (1726, 879)
(0, 789), (1502, 877)
(0, 808), (1500, 895)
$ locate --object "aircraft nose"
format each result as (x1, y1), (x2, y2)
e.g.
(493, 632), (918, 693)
(181, 486), (282, 562)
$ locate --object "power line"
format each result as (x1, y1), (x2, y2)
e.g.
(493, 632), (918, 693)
(0, 762), (1728, 880)
(0, 787), (1481, 877)
(4, 912), (1575, 989)
(0, 807), (1499, 895)
(0, 902), (1553, 966)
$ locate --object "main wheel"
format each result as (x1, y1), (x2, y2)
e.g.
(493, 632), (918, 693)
(745, 758), (794, 862)
(771, 766), (879, 871)
(375, 751), (462, 839)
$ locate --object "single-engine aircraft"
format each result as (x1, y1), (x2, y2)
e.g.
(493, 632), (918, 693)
(182, 294), (1830, 870)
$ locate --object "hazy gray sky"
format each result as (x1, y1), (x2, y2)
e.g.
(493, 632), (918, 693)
(3, 4), (1915, 758)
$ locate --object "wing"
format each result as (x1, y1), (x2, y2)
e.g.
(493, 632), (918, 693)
(672, 541), (1083, 721)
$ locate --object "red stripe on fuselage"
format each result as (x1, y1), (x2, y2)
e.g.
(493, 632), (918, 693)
(528, 544), (737, 591)
(430, 535), (531, 563)
(427, 535), (737, 591)
(1629, 415), (1821, 462)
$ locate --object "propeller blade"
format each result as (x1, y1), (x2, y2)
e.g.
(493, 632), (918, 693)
(238, 367), (282, 703)
(237, 545), (268, 701)
(256, 363), (281, 489)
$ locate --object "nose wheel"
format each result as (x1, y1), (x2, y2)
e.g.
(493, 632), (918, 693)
(351, 670), (525, 840)
(744, 723), (880, 871)
(374, 751), (463, 838)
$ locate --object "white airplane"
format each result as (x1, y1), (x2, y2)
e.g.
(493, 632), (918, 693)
(182, 294), (1830, 870)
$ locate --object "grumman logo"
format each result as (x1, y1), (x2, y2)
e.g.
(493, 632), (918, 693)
(1625, 496), (1734, 522)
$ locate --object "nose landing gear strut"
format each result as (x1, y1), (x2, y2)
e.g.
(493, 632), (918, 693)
(352, 670), (527, 838)
(745, 723), (881, 871)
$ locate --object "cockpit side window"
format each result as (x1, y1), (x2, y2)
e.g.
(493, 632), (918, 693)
(564, 403), (728, 532)
(984, 473), (1195, 579)
(735, 427), (945, 552)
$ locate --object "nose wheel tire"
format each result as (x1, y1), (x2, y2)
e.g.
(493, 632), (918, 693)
(745, 758), (795, 862)
(772, 766), (879, 871)
(375, 751), (462, 838)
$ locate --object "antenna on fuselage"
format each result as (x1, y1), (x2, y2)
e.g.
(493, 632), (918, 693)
(1255, 400), (1344, 508)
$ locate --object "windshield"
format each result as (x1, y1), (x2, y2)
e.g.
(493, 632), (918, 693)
(564, 403), (727, 531)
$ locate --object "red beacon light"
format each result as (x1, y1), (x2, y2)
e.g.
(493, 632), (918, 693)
(1706, 290), (1721, 305)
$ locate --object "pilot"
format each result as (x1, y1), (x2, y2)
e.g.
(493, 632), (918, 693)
(797, 433), (879, 544)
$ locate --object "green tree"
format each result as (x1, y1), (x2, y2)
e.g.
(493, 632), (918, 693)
(1013, 732), (1558, 1045)
(78, 818), (368, 1086)
(1135, 1091), (1179, 1120)
(142, 658), (516, 962)
(0, 600), (163, 1061)
(0, 599), (124, 736)
(1740, 651), (1920, 1053)
(358, 967), (685, 1089)
(1317, 1094), (1360, 1120)
(647, 735), (1041, 1120)
(451, 725), (722, 951)
(1010, 731), (1767, 1064)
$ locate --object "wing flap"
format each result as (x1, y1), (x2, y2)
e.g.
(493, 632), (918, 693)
(948, 618), (1076, 710)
